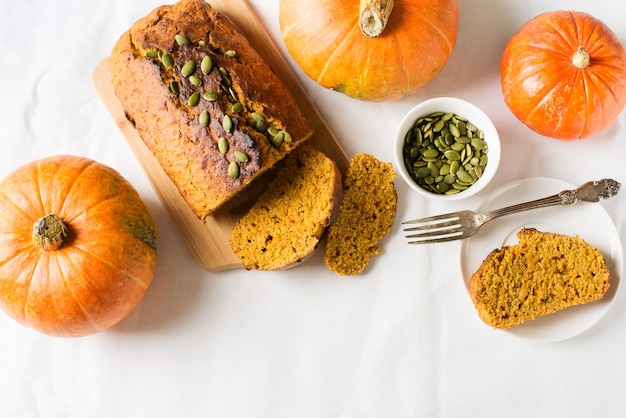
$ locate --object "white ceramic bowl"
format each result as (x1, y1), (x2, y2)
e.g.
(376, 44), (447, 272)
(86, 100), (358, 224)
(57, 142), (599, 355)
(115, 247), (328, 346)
(394, 97), (501, 201)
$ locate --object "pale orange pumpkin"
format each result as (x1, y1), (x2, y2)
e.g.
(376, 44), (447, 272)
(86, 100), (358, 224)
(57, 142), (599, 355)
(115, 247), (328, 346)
(0, 155), (157, 337)
(500, 10), (626, 140)
(279, 0), (459, 101)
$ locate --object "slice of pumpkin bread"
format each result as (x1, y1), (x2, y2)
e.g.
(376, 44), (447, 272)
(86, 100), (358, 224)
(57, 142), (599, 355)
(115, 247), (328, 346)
(468, 228), (610, 329)
(324, 153), (397, 276)
(230, 145), (342, 270)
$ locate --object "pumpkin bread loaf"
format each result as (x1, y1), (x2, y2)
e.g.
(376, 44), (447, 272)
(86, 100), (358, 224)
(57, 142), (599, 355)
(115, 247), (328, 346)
(468, 228), (610, 329)
(324, 153), (397, 276)
(230, 146), (342, 270)
(110, 0), (313, 219)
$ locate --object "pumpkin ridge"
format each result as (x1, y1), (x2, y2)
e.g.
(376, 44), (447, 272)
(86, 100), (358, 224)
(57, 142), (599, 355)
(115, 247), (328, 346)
(586, 65), (624, 105)
(0, 189), (36, 232)
(50, 252), (101, 333)
(394, 31), (411, 93)
(68, 242), (150, 290)
(54, 160), (99, 224)
(317, 23), (362, 87)
(412, 6), (456, 54)
(526, 69), (576, 127)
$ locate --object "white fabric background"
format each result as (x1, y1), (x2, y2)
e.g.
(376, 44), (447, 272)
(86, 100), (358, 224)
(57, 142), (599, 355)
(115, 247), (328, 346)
(1, 1), (625, 417)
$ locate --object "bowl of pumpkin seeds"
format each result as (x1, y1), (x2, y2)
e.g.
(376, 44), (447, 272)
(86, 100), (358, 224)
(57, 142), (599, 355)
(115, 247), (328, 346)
(395, 97), (500, 200)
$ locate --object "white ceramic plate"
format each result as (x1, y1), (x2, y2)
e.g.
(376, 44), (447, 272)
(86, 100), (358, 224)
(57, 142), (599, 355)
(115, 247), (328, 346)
(459, 177), (623, 342)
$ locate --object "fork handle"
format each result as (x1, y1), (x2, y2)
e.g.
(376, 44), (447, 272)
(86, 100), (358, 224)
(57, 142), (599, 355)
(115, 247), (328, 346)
(481, 179), (620, 223)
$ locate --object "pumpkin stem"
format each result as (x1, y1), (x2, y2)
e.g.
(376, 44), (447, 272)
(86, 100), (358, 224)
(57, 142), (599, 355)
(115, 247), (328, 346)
(572, 46), (591, 69)
(33, 214), (68, 251)
(359, 0), (395, 38)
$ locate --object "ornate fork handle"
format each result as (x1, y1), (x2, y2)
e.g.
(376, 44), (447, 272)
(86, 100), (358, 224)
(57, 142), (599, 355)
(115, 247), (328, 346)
(480, 179), (621, 224)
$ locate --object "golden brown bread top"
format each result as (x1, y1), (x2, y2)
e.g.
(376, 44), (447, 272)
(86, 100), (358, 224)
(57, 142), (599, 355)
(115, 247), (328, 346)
(468, 228), (610, 329)
(110, 0), (313, 218)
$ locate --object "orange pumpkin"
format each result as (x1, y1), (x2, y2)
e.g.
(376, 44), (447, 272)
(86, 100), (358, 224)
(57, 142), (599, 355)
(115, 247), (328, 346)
(0, 155), (157, 337)
(500, 10), (626, 140)
(279, 0), (459, 101)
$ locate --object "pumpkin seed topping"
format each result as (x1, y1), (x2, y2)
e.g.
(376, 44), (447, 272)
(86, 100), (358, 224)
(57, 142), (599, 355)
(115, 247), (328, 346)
(181, 60), (196, 77)
(218, 137), (229, 153)
(231, 103), (243, 113)
(199, 110), (210, 127)
(169, 81), (179, 95)
(271, 132), (284, 148)
(201, 55), (213, 74)
(161, 53), (174, 68)
(187, 92), (200, 107)
(203, 91), (219, 102)
(224, 49), (237, 58)
(251, 112), (265, 123)
(222, 114), (233, 133)
(234, 150), (249, 162)
(189, 75), (202, 86)
(175, 34), (190, 46)
(228, 161), (240, 178)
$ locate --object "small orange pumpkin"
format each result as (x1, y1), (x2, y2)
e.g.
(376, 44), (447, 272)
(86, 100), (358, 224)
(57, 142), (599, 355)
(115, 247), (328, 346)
(0, 155), (157, 337)
(279, 0), (459, 101)
(500, 10), (626, 140)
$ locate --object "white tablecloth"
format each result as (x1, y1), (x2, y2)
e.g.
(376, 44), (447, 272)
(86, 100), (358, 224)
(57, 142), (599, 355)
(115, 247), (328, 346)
(1, 1), (625, 417)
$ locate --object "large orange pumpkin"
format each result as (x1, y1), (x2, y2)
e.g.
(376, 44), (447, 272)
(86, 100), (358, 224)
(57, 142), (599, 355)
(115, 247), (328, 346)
(500, 10), (626, 140)
(279, 0), (459, 101)
(0, 155), (157, 337)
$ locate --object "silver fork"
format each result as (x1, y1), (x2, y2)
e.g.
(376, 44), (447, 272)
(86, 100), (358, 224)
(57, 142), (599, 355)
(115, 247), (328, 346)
(403, 179), (621, 244)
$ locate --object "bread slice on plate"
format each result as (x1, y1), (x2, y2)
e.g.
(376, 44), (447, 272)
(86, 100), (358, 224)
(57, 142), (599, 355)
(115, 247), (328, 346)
(468, 228), (610, 329)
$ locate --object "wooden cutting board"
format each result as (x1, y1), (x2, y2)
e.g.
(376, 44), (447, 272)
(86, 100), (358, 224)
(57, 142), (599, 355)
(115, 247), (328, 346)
(92, 0), (349, 271)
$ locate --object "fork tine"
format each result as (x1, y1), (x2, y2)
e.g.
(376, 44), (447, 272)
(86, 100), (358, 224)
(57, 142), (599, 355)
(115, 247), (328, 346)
(402, 212), (464, 225)
(405, 225), (465, 238)
(406, 232), (466, 244)
(403, 218), (460, 232)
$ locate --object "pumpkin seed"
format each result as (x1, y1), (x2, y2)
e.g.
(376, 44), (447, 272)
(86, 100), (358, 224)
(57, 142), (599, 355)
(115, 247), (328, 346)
(145, 49), (159, 58)
(271, 133), (284, 148)
(161, 53), (174, 68)
(282, 131), (292, 143)
(449, 124), (460, 138)
(231, 103), (243, 113)
(181, 60), (196, 77)
(251, 112), (265, 123)
(175, 34), (190, 46)
(255, 120), (266, 132)
(198, 40), (206, 47)
(169, 81), (179, 95)
(203, 91), (219, 101)
(201, 56), (213, 74)
(218, 137), (229, 153)
(228, 161), (239, 178)
(401, 111), (489, 195)
(187, 92), (200, 107)
(222, 114), (233, 133)
(224, 49), (237, 58)
(189, 75), (202, 86)
(234, 150), (248, 162)
(199, 110), (209, 127)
